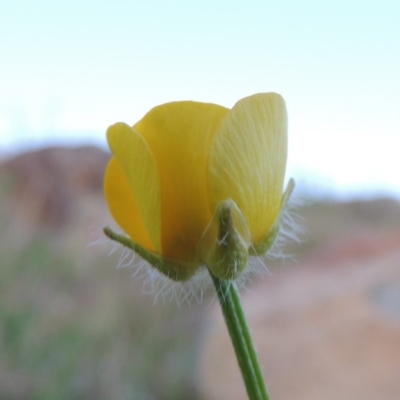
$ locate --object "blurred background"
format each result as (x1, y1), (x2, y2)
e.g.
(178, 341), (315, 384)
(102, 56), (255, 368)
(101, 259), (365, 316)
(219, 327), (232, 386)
(1, 1), (399, 399)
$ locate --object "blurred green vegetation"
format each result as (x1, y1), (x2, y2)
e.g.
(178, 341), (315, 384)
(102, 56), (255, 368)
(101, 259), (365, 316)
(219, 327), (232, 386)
(0, 190), (203, 400)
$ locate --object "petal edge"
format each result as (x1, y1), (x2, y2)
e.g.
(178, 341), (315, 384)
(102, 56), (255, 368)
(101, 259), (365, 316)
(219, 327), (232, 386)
(107, 123), (162, 253)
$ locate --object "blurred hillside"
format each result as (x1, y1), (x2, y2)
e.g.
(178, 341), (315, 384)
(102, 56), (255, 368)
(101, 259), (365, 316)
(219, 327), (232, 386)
(1, 146), (399, 400)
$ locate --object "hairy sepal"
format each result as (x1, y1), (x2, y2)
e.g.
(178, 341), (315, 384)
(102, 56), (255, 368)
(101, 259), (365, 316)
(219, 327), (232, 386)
(197, 199), (251, 280)
(103, 227), (197, 281)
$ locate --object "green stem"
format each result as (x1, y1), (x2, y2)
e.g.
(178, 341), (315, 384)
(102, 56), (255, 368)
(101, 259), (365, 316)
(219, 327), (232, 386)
(209, 270), (270, 400)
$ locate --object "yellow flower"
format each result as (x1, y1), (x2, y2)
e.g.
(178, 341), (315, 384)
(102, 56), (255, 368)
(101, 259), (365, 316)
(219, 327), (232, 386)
(104, 93), (291, 281)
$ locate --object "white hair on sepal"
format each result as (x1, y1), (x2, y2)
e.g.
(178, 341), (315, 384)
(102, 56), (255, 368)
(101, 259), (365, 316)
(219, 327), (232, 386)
(135, 266), (212, 307)
(100, 238), (212, 306)
(100, 184), (303, 305)
(158, 268), (211, 307)
(86, 225), (114, 249)
(114, 247), (132, 269)
(108, 241), (121, 256)
(274, 183), (306, 252)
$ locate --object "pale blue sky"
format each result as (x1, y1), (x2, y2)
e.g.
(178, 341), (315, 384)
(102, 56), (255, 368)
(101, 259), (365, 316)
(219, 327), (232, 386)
(1, 0), (399, 198)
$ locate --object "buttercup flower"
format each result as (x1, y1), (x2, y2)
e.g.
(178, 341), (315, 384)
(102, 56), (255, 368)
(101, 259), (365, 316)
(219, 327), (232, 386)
(104, 93), (291, 281)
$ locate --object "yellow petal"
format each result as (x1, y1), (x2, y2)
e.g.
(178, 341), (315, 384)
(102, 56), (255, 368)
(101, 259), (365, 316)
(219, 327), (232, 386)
(106, 123), (162, 252)
(134, 101), (229, 261)
(104, 157), (154, 251)
(250, 178), (295, 256)
(207, 93), (287, 245)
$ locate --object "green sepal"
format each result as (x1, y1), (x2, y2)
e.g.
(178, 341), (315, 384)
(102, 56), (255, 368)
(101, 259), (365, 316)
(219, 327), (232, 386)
(249, 178), (295, 256)
(103, 226), (198, 281)
(196, 199), (251, 280)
